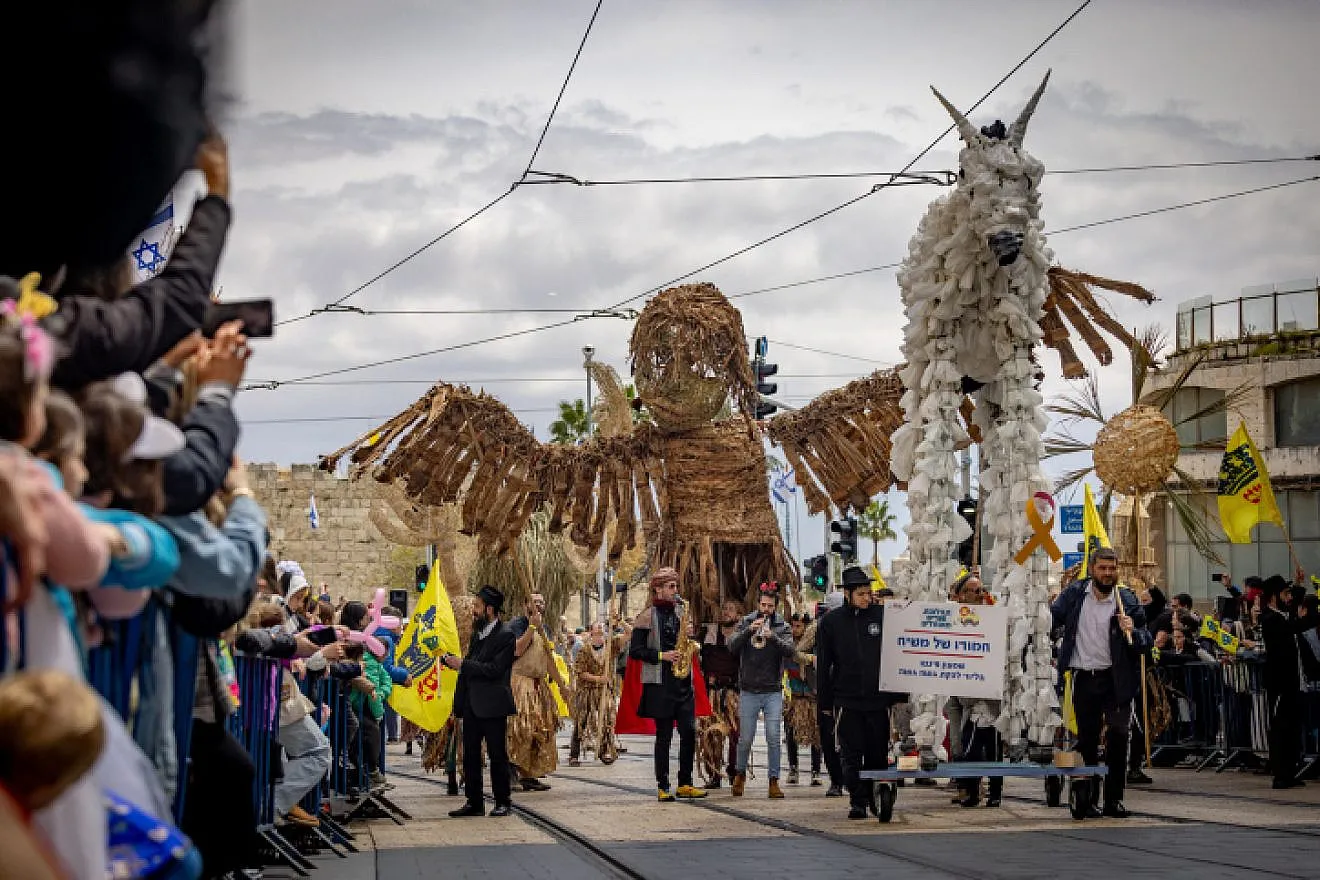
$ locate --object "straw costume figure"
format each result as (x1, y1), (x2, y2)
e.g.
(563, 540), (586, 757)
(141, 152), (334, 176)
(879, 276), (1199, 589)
(323, 283), (798, 626)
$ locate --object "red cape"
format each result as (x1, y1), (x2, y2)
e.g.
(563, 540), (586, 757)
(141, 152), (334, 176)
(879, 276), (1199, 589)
(615, 655), (712, 735)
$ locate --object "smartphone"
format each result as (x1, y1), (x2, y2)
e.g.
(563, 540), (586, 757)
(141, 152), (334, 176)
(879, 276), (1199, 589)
(203, 298), (274, 338)
(305, 627), (341, 647)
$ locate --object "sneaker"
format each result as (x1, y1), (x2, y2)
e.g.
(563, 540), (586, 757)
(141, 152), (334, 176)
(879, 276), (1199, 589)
(810, 772), (822, 787)
(731, 773), (746, 797)
(657, 788), (676, 802)
(676, 785), (708, 799)
(786, 769), (799, 785)
(768, 778), (785, 799)
(1127, 769), (1153, 785)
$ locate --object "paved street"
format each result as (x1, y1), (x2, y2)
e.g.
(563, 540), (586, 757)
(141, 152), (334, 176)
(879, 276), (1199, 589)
(267, 733), (1320, 879)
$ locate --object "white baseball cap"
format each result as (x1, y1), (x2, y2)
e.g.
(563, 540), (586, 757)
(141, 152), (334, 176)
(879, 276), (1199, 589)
(111, 373), (186, 461)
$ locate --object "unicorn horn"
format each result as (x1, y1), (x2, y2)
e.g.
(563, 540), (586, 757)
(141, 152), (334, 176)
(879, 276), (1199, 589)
(930, 86), (978, 143)
(1009, 70), (1052, 147)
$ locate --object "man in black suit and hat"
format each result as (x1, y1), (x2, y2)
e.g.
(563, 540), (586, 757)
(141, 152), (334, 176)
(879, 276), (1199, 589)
(442, 585), (518, 817)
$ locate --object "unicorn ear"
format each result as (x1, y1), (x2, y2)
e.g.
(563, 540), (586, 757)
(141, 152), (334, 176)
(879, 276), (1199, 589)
(931, 86), (978, 143)
(1009, 70), (1051, 147)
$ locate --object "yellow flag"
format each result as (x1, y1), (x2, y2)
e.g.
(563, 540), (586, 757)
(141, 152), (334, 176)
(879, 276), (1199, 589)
(1218, 422), (1284, 544)
(388, 561), (461, 732)
(1199, 618), (1240, 654)
(870, 564), (887, 591)
(1079, 483), (1111, 579)
(549, 653), (571, 718)
(1062, 670), (1078, 735)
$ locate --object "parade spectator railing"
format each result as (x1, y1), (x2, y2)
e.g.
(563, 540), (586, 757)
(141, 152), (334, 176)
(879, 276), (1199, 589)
(1149, 657), (1316, 779)
(229, 654), (314, 875)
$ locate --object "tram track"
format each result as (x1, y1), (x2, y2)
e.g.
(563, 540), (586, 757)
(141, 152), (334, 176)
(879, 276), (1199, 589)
(393, 755), (1318, 880)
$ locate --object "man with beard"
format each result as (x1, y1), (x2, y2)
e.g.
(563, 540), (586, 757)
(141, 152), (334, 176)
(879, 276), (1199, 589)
(1050, 547), (1151, 818)
(569, 622), (618, 766)
(508, 592), (567, 791)
(698, 598), (743, 788)
(443, 586), (517, 818)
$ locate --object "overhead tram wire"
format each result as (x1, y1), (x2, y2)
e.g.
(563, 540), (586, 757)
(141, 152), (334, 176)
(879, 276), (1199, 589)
(240, 372), (863, 389)
(595, 0), (1095, 313)
(277, 0), (604, 327)
(519, 155), (1320, 188)
(250, 171), (1315, 392)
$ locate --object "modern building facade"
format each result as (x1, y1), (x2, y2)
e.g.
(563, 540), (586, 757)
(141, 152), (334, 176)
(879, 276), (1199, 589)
(1149, 277), (1320, 601)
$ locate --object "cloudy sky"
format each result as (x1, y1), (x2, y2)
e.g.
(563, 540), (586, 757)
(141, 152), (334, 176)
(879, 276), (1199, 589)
(213, 0), (1320, 564)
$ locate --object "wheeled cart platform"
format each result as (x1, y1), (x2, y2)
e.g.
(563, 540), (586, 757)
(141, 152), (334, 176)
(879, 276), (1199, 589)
(859, 761), (1109, 822)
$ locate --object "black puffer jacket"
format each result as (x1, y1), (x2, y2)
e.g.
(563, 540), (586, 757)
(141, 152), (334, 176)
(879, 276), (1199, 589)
(816, 601), (901, 712)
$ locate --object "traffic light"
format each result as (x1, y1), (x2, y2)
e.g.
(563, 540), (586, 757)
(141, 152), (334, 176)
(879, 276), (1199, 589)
(415, 563), (430, 591)
(955, 497), (978, 566)
(830, 517), (858, 563)
(804, 555), (830, 589)
(752, 336), (778, 420)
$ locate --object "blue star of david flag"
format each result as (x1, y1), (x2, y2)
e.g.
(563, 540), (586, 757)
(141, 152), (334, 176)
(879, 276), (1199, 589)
(771, 467), (797, 504)
(130, 196), (176, 282)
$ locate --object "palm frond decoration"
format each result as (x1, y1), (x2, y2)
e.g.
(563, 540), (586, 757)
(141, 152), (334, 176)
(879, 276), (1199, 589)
(1043, 267), (1156, 379)
(1042, 319), (1229, 568)
(468, 507), (592, 624)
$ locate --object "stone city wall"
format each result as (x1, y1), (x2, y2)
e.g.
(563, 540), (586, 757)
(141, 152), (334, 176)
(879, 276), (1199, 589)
(249, 463), (425, 604)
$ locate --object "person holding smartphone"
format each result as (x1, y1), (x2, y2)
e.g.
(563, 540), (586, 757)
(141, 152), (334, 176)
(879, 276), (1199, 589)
(443, 586), (517, 818)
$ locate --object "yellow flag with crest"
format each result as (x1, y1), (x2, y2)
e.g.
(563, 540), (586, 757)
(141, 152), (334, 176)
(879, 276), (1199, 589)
(388, 561), (462, 732)
(1217, 422), (1284, 544)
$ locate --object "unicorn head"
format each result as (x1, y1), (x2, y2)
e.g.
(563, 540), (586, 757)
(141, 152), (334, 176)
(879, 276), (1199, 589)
(931, 71), (1050, 268)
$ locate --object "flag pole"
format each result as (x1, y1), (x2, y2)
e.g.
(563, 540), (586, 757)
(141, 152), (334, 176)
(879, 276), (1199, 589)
(1141, 654), (1152, 767)
(1278, 520), (1303, 577)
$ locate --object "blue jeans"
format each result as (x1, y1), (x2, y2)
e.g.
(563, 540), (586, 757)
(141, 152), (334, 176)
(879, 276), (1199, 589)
(735, 690), (783, 779)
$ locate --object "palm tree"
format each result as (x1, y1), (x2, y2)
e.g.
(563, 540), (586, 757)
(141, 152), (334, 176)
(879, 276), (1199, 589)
(856, 498), (898, 566)
(549, 399), (590, 445)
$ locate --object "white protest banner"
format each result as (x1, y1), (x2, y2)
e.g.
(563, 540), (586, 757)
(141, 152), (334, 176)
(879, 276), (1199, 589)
(879, 601), (1007, 700)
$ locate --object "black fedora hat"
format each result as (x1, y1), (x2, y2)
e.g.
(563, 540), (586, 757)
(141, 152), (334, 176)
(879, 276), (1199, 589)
(840, 566), (872, 590)
(476, 585), (505, 612)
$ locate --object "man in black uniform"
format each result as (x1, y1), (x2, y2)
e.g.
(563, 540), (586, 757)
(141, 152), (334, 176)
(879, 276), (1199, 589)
(629, 567), (708, 802)
(817, 565), (900, 819)
(443, 585), (518, 818)
(1050, 547), (1150, 818)
(1261, 577), (1304, 789)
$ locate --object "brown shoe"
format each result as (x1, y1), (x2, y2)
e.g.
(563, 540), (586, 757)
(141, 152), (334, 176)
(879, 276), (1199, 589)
(731, 773), (746, 797)
(284, 805), (320, 828)
(768, 778), (785, 799)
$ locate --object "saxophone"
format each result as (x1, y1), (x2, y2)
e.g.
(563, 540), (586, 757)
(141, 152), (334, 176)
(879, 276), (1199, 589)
(670, 600), (700, 679)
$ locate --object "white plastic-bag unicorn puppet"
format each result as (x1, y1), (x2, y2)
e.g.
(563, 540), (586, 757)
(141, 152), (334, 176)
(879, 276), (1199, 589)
(890, 72), (1061, 755)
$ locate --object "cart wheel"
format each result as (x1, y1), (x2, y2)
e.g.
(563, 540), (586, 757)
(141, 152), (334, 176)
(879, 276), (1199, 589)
(1045, 775), (1063, 808)
(878, 783), (896, 824)
(1068, 777), (1090, 820)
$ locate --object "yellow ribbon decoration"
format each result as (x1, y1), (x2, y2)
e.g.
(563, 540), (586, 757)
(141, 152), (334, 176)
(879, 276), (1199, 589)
(1013, 491), (1063, 565)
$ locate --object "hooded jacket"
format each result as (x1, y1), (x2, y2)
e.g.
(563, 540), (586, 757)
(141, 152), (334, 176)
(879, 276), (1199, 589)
(816, 599), (899, 712)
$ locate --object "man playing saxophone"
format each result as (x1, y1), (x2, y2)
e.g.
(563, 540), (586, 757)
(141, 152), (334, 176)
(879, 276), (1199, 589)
(626, 568), (708, 802)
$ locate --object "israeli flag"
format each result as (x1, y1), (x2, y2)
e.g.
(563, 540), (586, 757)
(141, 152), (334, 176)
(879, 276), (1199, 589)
(771, 467), (797, 504)
(130, 195), (176, 282)
(308, 493), (320, 530)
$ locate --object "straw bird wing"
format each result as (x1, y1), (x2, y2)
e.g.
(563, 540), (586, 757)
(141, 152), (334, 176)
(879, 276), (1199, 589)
(320, 383), (661, 562)
(765, 368), (906, 515)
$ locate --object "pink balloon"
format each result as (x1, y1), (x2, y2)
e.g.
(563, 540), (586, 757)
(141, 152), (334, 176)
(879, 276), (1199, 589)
(365, 587), (401, 635)
(347, 630), (387, 659)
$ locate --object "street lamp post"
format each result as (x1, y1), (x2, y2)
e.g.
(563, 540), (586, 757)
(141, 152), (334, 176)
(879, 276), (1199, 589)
(582, 346), (596, 628)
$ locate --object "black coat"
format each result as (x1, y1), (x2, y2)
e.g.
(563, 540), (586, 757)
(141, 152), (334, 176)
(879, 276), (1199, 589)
(1050, 581), (1151, 703)
(816, 602), (899, 713)
(48, 195), (231, 390)
(629, 605), (693, 719)
(454, 620), (517, 720)
(1260, 606), (1300, 695)
(162, 393), (240, 515)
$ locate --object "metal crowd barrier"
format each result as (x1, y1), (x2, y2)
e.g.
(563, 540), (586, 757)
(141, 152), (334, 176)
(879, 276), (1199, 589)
(1149, 658), (1317, 778)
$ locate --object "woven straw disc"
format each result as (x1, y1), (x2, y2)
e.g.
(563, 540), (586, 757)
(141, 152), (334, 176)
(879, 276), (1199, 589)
(1093, 404), (1179, 495)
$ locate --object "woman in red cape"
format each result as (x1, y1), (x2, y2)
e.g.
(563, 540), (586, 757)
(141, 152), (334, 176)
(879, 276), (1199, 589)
(614, 568), (711, 799)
